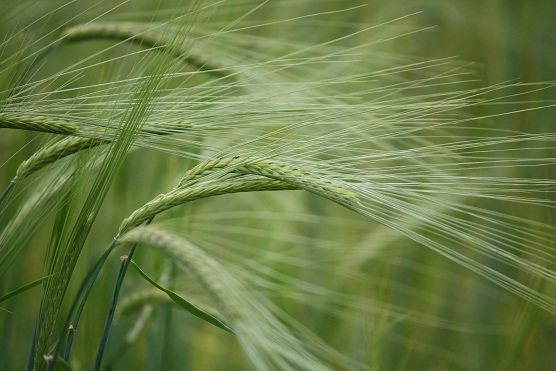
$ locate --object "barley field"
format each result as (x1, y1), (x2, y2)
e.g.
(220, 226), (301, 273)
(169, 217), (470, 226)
(1, 1), (555, 370)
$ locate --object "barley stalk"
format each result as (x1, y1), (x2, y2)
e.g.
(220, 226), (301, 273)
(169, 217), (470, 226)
(36, 225), (94, 370)
(0, 113), (78, 134)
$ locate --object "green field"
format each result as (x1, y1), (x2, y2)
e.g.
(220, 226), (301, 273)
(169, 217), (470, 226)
(1, 1), (555, 370)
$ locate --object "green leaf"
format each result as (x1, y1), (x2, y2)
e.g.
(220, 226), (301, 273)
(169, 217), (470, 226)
(130, 260), (234, 334)
(0, 274), (56, 304)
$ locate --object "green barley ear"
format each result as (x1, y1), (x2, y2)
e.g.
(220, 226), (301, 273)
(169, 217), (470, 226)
(2, 1), (556, 369)
(0, 113), (78, 134)
(235, 160), (360, 206)
(1, 123), (191, 203)
(178, 157), (359, 205)
(119, 178), (296, 234)
(59, 22), (235, 79)
(178, 156), (242, 185)
(14, 136), (107, 183)
(119, 156), (359, 233)
(0, 136), (105, 206)
(118, 226), (359, 370)
(10, 118), (196, 185)
(0, 171), (76, 275)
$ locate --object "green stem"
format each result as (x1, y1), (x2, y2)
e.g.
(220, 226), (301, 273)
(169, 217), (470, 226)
(159, 262), (177, 370)
(43, 239), (118, 371)
(62, 238), (118, 360)
(93, 216), (155, 371)
(0, 180), (15, 206)
(24, 325), (36, 371)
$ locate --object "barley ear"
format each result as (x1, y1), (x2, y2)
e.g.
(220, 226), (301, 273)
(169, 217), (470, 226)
(0, 113), (78, 134)
(237, 160), (360, 207)
(117, 226), (334, 370)
(60, 22), (234, 79)
(178, 156), (241, 185)
(119, 179), (296, 234)
(121, 155), (359, 240)
(178, 157), (360, 207)
(14, 137), (107, 182)
(120, 226), (234, 309)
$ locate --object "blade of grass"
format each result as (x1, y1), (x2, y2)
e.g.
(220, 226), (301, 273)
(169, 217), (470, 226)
(0, 274), (56, 304)
(130, 259), (233, 333)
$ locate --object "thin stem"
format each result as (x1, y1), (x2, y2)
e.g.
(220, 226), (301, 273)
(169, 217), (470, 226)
(24, 326), (36, 371)
(0, 180), (15, 205)
(159, 262), (177, 370)
(94, 216), (155, 371)
(62, 238), (119, 360)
